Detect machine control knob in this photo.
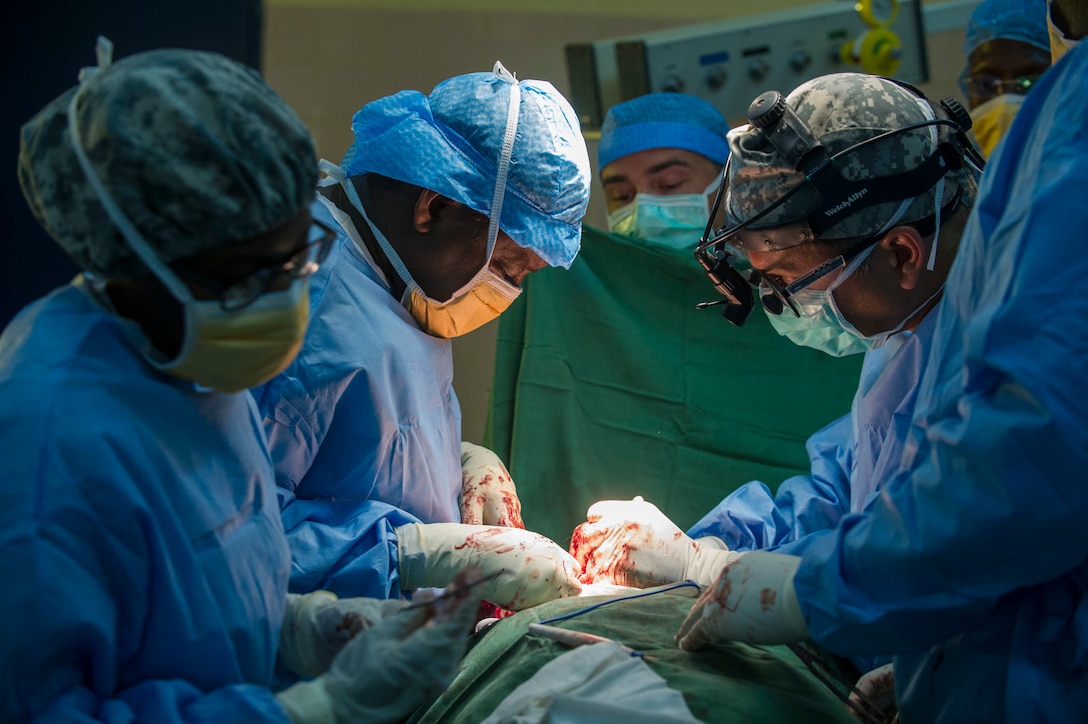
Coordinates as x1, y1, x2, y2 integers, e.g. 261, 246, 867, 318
705, 65, 728, 90
746, 58, 769, 81
661, 74, 686, 92
789, 51, 811, 72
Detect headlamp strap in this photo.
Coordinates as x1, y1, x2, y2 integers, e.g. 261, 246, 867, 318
807, 143, 959, 235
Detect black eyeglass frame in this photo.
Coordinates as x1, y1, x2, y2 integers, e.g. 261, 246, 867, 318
171, 219, 336, 311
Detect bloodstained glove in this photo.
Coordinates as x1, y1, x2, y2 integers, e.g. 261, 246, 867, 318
396, 523, 582, 610
278, 591, 411, 678
276, 567, 481, 724
459, 442, 524, 528
570, 497, 740, 587
675, 551, 809, 651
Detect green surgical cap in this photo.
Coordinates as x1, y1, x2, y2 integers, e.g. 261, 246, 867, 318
19, 46, 317, 279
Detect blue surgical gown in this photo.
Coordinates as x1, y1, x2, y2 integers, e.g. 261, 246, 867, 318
792, 44, 1088, 722
0, 281, 291, 722
688, 313, 935, 559
253, 193, 459, 599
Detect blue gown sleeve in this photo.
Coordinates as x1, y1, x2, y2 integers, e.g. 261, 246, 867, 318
687, 414, 855, 552
279, 486, 420, 599
256, 372, 416, 599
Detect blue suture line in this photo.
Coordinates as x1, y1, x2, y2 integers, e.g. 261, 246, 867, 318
536, 579, 702, 625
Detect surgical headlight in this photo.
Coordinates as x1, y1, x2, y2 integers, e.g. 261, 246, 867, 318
694, 81, 984, 327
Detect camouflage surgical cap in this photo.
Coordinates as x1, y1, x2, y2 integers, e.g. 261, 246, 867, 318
724, 73, 968, 242
19, 46, 317, 279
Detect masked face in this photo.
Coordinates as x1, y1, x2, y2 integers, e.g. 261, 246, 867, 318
335, 171, 522, 338
969, 94, 1026, 158
765, 242, 944, 357
606, 180, 717, 250
162, 279, 310, 391
601, 148, 722, 245
765, 246, 879, 357
66, 80, 313, 392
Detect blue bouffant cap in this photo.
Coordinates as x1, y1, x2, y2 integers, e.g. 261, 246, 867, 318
963, 0, 1050, 57
598, 93, 730, 171
341, 64, 591, 269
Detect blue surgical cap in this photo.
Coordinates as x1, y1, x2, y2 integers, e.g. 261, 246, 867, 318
341, 67, 591, 269
963, 0, 1051, 57
598, 93, 730, 170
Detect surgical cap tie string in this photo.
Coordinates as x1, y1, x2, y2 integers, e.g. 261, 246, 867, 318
67, 36, 197, 307
916, 96, 945, 271
486, 61, 521, 257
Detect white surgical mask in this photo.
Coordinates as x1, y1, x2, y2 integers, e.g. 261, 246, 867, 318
606, 180, 717, 250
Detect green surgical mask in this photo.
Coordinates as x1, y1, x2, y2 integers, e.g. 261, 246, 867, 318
767, 288, 877, 357
767, 243, 943, 357
606, 181, 716, 250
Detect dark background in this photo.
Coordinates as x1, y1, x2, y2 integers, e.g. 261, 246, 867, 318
0, 0, 263, 329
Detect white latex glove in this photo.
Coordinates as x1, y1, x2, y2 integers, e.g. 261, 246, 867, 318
396, 523, 582, 610
848, 663, 899, 723
675, 550, 809, 651
276, 567, 481, 724
278, 590, 410, 678
459, 442, 524, 528
570, 497, 740, 588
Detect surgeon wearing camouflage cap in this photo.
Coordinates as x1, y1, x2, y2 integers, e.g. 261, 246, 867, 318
252, 62, 591, 620
663, 73, 982, 723
2, 40, 485, 724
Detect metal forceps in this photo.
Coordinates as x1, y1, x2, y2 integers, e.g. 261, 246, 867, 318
787, 642, 894, 724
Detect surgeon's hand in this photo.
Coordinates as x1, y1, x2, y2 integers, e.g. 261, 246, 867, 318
570, 497, 740, 588
459, 442, 524, 528
276, 567, 481, 724
675, 550, 809, 651
278, 590, 411, 678
395, 522, 582, 610
848, 664, 899, 723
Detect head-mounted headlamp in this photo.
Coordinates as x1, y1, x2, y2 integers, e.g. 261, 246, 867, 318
694, 80, 983, 327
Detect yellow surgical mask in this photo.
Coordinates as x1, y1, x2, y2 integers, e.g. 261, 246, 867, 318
969, 94, 1025, 159
403, 267, 521, 338
161, 279, 310, 392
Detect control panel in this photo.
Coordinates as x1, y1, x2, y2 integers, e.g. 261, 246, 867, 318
566, 0, 930, 132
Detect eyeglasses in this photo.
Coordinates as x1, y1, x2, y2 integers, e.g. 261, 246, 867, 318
966, 74, 1040, 100
746, 234, 880, 317
173, 219, 336, 311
